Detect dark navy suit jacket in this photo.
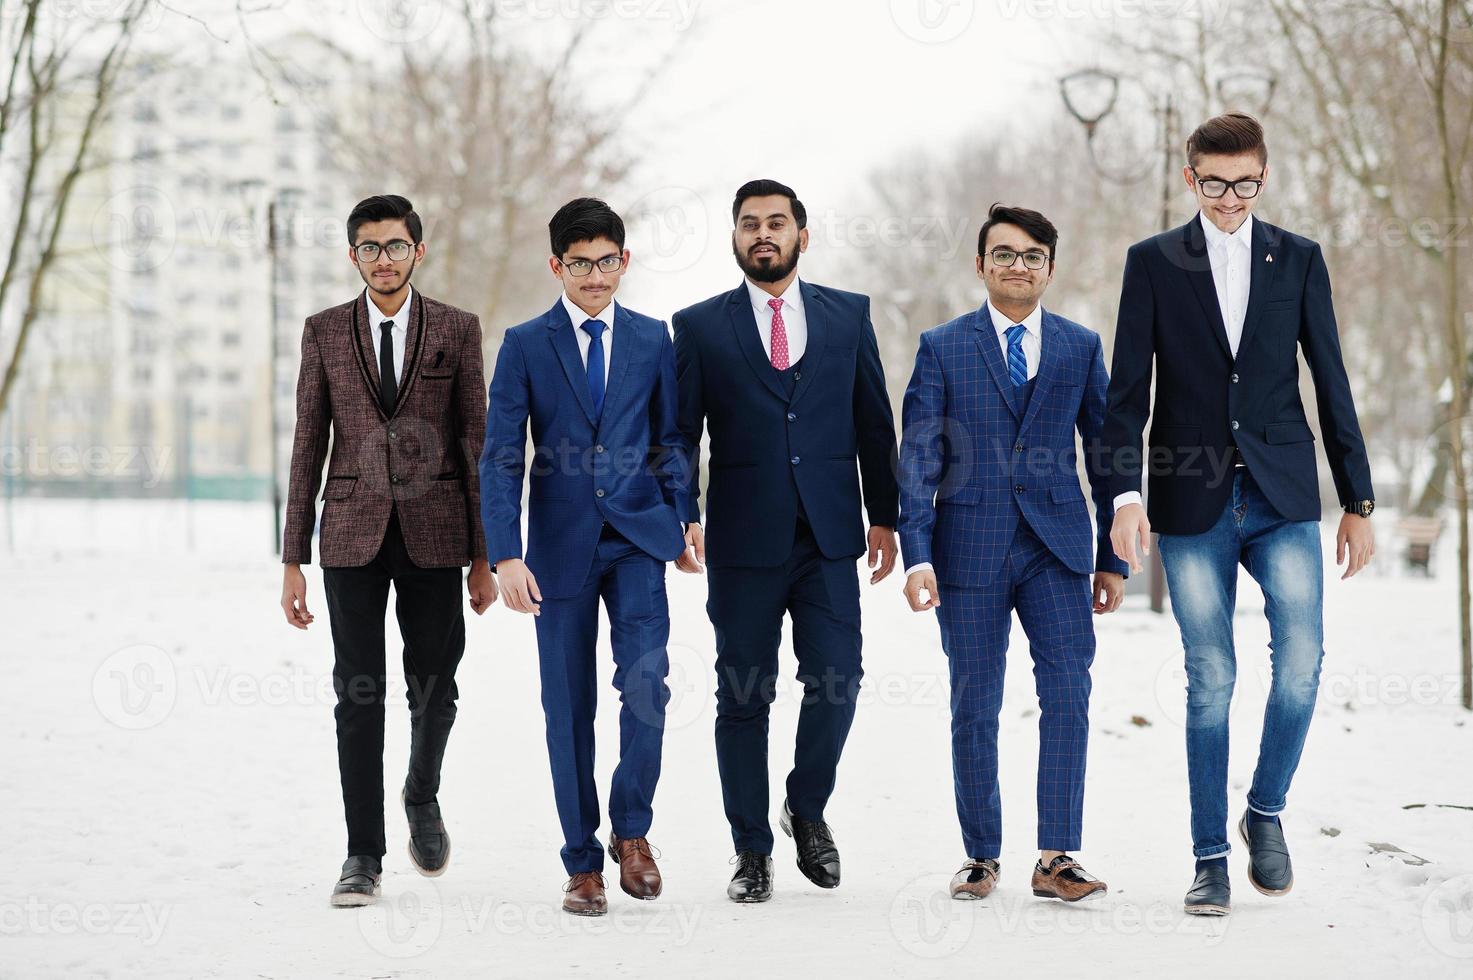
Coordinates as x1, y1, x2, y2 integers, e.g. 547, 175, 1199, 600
1102, 214, 1373, 534
897, 303, 1127, 588
479, 299, 688, 598
673, 280, 899, 568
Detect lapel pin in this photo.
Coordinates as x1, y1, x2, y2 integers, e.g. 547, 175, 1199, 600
432, 350, 445, 368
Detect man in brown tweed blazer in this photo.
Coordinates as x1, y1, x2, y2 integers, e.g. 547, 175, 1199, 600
278, 194, 496, 907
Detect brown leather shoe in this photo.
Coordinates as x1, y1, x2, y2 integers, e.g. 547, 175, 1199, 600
562, 871, 608, 916
1031, 855, 1107, 902
608, 834, 663, 900
950, 858, 1000, 900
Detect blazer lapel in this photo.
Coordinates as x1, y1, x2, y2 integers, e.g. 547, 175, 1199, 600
548, 299, 598, 424
350, 293, 386, 420
1018, 310, 1061, 437
388, 291, 427, 420
789, 280, 828, 408
1178, 216, 1234, 361
974, 303, 1022, 421
728, 284, 788, 402
1236, 217, 1280, 357
598, 303, 636, 424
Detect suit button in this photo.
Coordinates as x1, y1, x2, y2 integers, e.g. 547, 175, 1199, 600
596, 488, 605, 498
787, 413, 797, 422
791, 456, 801, 465
391, 474, 400, 484
793, 371, 802, 380
1230, 373, 1239, 383
1014, 484, 1024, 493
595, 445, 606, 454
1231, 420, 1240, 430
1014, 443, 1024, 453
388, 429, 397, 440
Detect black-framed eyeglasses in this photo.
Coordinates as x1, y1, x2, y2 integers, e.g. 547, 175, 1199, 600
988, 247, 1050, 271
354, 239, 414, 262
560, 254, 625, 277
1191, 169, 1264, 199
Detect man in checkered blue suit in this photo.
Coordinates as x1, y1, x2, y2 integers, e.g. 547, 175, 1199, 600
897, 204, 1127, 903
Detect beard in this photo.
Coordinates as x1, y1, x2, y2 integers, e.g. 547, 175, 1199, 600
733, 238, 799, 283
361, 258, 417, 295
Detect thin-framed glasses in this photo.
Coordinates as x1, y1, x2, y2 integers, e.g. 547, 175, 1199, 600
560, 254, 625, 277
354, 239, 414, 262
1191, 169, 1264, 199
988, 247, 1050, 271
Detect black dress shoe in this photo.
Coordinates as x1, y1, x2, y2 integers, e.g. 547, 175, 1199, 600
1239, 811, 1293, 895
727, 850, 774, 903
1183, 865, 1231, 916
779, 798, 840, 888
403, 786, 450, 877
331, 855, 382, 907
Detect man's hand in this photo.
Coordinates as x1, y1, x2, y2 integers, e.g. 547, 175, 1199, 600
1110, 503, 1152, 574
1336, 512, 1375, 580
467, 558, 497, 615
281, 563, 313, 630
496, 558, 542, 615
867, 526, 897, 584
1092, 571, 1125, 614
676, 523, 705, 574
903, 568, 940, 612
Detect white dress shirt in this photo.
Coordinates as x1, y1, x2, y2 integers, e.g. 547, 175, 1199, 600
745, 277, 808, 364
1112, 212, 1254, 514
904, 302, 1045, 578
366, 285, 412, 385
562, 292, 616, 387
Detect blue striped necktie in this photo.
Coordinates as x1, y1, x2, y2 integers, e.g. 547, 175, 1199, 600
581, 319, 606, 417
1005, 323, 1028, 386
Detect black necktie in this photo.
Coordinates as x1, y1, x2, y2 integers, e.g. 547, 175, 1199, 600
379, 319, 397, 416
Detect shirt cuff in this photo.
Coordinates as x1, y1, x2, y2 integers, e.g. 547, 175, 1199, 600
1112, 491, 1143, 512
904, 562, 934, 577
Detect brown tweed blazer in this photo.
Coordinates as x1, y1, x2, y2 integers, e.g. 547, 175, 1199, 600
283, 290, 487, 568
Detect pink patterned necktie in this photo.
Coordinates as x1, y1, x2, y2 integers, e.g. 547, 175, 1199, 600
768, 297, 790, 371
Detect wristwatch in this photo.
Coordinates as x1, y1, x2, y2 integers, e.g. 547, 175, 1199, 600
1344, 499, 1375, 518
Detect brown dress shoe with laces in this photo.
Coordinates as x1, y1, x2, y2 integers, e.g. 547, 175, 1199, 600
608, 834, 663, 899
1031, 855, 1108, 902
562, 871, 608, 916
950, 858, 1000, 900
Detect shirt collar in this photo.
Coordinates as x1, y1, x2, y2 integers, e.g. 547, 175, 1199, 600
986, 301, 1043, 338
746, 276, 804, 315
1199, 211, 1253, 253
562, 292, 616, 333
365, 285, 413, 332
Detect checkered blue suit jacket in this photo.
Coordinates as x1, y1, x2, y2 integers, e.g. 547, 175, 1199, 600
898, 303, 1128, 588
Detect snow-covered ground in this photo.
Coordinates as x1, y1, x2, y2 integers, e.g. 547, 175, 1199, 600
4, 498, 1472, 979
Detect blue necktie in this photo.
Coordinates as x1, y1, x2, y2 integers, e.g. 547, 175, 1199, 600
582, 318, 606, 417
1005, 323, 1028, 387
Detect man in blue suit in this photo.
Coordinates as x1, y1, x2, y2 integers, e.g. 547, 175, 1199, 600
898, 204, 1126, 904
674, 179, 900, 902
1104, 113, 1375, 916
480, 198, 690, 916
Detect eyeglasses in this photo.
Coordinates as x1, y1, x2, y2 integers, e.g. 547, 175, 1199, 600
560, 254, 625, 277
988, 247, 1050, 271
354, 240, 414, 262
1191, 169, 1264, 199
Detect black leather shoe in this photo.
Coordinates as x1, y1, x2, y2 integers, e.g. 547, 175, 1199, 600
779, 798, 840, 888
1183, 865, 1231, 916
403, 786, 450, 877
331, 855, 382, 907
1239, 811, 1293, 895
727, 850, 774, 903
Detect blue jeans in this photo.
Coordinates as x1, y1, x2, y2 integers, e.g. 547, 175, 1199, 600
1157, 469, 1325, 859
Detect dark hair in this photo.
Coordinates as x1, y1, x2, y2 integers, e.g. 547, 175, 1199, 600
732, 178, 806, 230
977, 203, 1058, 264
548, 197, 625, 258
346, 194, 422, 245
1186, 111, 1267, 168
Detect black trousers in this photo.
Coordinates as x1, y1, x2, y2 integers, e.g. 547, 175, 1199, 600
322, 509, 465, 858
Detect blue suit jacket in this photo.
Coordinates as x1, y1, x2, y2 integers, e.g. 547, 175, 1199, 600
897, 303, 1127, 588
673, 280, 899, 568
1103, 215, 1373, 533
479, 299, 689, 598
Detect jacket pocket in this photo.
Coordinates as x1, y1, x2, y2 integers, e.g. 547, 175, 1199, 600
322, 476, 358, 500
1265, 420, 1316, 444
1049, 483, 1083, 505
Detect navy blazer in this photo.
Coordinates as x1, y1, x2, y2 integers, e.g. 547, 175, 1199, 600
897, 303, 1127, 588
479, 299, 689, 598
1103, 215, 1373, 534
673, 280, 900, 568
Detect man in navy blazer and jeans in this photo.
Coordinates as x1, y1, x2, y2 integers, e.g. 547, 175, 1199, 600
481, 198, 691, 916
1103, 113, 1376, 916
674, 179, 900, 903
